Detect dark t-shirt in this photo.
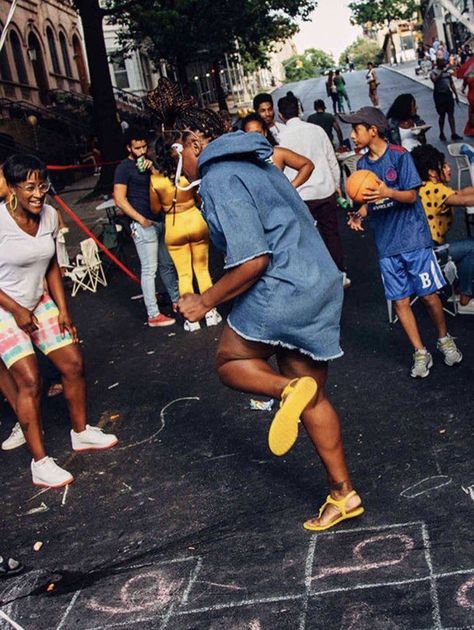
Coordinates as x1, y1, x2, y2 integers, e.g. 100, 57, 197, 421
113, 158, 156, 221
307, 112, 335, 142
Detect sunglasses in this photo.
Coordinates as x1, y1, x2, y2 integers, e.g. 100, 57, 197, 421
15, 181, 51, 195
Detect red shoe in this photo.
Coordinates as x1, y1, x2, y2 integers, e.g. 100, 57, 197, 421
148, 313, 176, 327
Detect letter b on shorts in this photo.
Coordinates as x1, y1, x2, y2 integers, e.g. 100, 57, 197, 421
419, 272, 432, 289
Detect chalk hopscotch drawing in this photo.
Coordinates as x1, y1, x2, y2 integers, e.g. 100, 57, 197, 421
400, 475, 452, 499
0, 570, 43, 630
53, 521, 474, 630
311, 533, 414, 580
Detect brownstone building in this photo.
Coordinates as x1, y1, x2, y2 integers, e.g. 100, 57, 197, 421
0, 0, 91, 164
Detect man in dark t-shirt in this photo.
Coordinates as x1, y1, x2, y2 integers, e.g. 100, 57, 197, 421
113, 129, 178, 327
307, 100, 343, 148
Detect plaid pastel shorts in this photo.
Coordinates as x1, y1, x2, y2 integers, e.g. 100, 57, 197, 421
0, 294, 72, 369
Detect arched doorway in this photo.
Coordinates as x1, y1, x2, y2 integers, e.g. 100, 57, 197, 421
72, 35, 88, 93
27, 32, 49, 105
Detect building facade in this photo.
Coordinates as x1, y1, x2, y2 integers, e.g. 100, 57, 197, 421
0, 0, 88, 107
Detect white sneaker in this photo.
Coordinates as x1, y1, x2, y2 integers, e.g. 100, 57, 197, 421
437, 334, 463, 366
410, 349, 433, 378
71, 425, 118, 451
205, 308, 222, 327
31, 457, 73, 488
183, 320, 201, 332
342, 272, 352, 289
2, 422, 26, 451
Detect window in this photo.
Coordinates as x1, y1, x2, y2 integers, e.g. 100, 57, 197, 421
10, 31, 28, 84
59, 32, 72, 77
0, 46, 12, 82
112, 58, 129, 89
46, 27, 61, 75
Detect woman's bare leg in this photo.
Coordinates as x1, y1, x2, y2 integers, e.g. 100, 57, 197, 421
9, 355, 46, 461
216, 324, 290, 398
276, 349, 361, 526
47, 344, 87, 433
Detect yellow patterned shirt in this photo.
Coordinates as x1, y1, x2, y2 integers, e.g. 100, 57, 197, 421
418, 181, 454, 245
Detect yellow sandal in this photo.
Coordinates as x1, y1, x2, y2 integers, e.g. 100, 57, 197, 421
303, 490, 364, 531
268, 377, 317, 456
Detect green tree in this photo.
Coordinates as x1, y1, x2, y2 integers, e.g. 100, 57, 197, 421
339, 38, 382, 69
105, 0, 318, 109
284, 48, 334, 81
348, 0, 418, 64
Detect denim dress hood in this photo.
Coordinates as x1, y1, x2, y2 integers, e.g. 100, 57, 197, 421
197, 131, 344, 361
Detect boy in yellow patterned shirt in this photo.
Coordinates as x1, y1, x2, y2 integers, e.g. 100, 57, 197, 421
412, 144, 474, 312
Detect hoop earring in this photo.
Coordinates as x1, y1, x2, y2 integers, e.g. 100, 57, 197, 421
9, 193, 18, 214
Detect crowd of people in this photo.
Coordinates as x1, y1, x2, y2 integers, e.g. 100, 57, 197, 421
1, 58, 473, 575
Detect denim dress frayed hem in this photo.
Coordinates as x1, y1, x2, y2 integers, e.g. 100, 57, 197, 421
227, 316, 344, 362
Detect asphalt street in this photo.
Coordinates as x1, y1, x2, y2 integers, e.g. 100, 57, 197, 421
0, 68, 473, 630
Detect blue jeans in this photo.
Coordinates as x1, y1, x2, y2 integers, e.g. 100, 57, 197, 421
448, 238, 474, 296
131, 221, 179, 318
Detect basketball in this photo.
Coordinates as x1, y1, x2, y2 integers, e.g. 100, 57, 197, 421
346, 170, 380, 204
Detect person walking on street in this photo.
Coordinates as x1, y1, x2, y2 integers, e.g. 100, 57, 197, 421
307, 99, 344, 149
366, 63, 380, 107
326, 70, 340, 115
334, 70, 351, 113
430, 58, 462, 141
278, 96, 351, 287
113, 128, 179, 327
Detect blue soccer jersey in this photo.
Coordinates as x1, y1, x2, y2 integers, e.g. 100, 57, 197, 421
357, 144, 432, 258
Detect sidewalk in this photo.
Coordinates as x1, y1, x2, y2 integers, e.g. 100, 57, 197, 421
383, 60, 468, 105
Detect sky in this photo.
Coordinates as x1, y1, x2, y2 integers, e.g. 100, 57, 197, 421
293, 0, 362, 62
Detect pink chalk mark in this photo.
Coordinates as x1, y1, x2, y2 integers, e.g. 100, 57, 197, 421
249, 620, 262, 630
456, 576, 474, 610
87, 571, 183, 615
312, 533, 414, 580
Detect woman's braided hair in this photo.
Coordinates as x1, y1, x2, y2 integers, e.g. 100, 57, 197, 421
146, 77, 225, 140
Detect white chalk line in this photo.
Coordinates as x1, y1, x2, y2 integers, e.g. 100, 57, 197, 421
298, 535, 317, 630
0, 610, 25, 630
56, 589, 81, 630
422, 522, 442, 630
117, 397, 200, 450
308, 519, 425, 537
400, 476, 452, 499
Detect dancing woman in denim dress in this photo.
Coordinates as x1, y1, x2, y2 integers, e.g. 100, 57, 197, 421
149, 79, 363, 530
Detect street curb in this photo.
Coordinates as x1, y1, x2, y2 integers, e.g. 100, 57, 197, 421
383, 64, 468, 106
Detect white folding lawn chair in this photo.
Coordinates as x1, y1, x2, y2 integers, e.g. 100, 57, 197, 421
63, 238, 107, 297
80, 238, 107, 290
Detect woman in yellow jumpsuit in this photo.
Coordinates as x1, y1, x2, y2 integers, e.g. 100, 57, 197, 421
150, 138, 221, 331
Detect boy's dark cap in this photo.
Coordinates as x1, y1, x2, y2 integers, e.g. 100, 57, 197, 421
338, 107, 388, 132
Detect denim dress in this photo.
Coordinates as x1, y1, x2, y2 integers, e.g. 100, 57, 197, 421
198, 132, 344, 361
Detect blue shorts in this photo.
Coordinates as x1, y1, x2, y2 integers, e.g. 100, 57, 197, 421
380, 248, 446, 301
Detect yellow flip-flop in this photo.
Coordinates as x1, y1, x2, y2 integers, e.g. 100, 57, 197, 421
303, 490, 364, 531
268, 376, 317, 456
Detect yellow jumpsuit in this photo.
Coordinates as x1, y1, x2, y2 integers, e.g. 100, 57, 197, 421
150, 173, 213, 297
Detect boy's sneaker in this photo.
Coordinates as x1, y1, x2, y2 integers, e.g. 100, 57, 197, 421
183, 319, 201, 332
71, 425, 118, 451
451, 134, 463, 141
342, 272, 352, 289
148, 313, 175, 327
437, 334, 463, 366
31, 457, 73, 488
205, 308, 222, 327
2, 422, 26, 451
411, 349, 433, 378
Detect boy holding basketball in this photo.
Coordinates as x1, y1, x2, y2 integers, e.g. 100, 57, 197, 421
339, 107, 462, 377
